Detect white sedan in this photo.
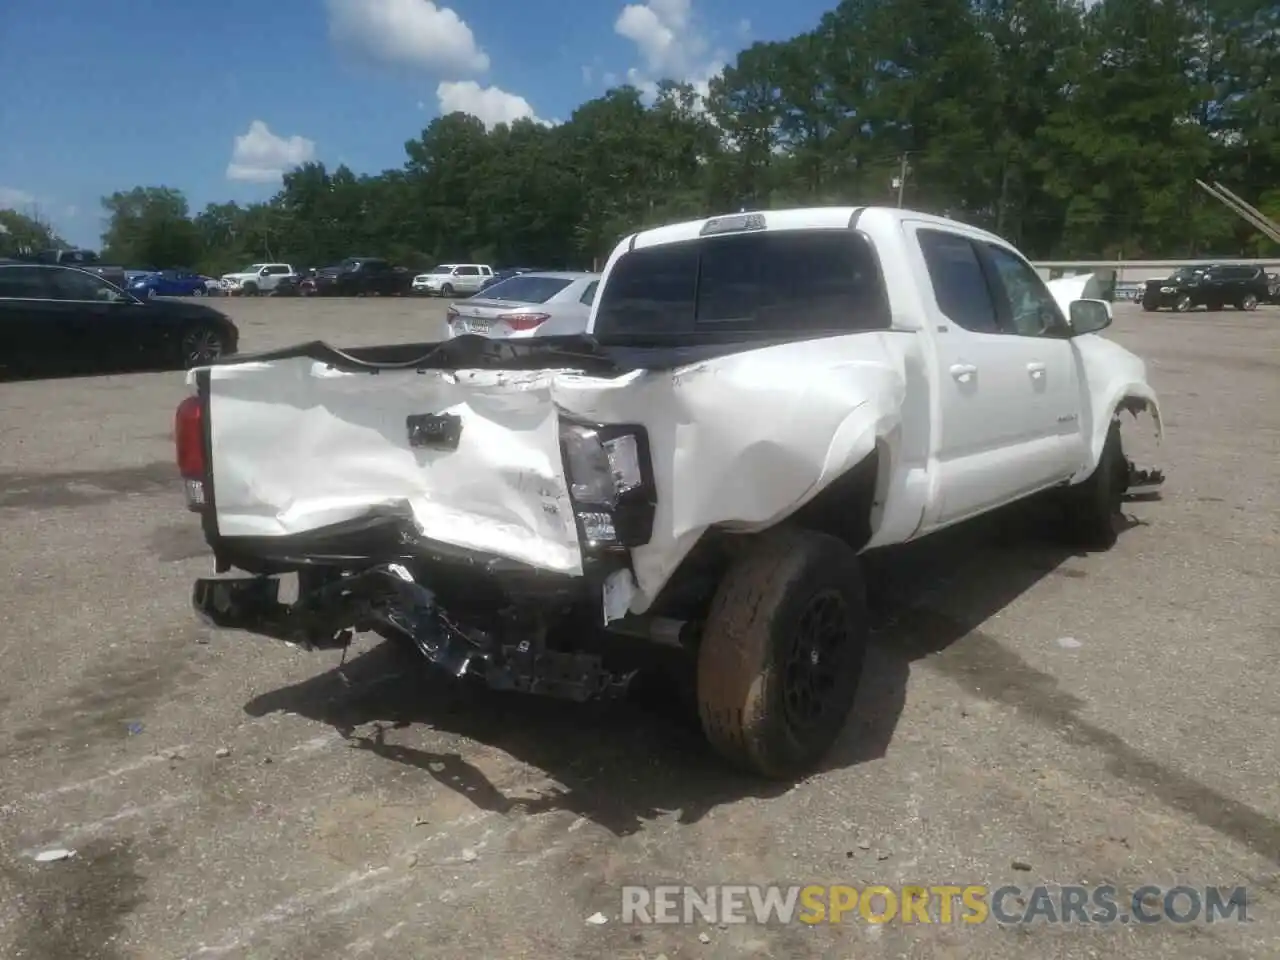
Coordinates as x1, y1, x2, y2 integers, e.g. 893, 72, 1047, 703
443, 271, 600, 339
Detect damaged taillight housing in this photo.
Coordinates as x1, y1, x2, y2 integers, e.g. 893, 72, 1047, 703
174, 394, 207, 510
558, 419, 655, 549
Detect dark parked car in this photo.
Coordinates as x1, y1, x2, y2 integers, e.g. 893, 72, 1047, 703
311, 257, 412, 296
0, 262, 238, 376
1141, 263, 1270, 312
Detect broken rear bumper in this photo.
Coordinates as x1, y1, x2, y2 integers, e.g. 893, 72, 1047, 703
192, 519, 640, 702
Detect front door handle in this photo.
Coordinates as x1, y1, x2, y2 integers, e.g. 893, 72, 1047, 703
1027, 362, 1046, 377
950, 363, 977, 383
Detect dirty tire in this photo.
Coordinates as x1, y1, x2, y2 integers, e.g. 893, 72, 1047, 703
1060, 419, 1125, 550
696, 527, 868, 780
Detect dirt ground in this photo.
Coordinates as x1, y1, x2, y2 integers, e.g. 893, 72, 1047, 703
0, 297, 1276, 959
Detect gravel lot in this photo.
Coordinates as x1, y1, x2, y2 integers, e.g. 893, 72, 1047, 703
0, 297, 1276, 959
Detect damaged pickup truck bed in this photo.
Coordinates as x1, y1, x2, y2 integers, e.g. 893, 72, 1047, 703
175, 206, 1165, 779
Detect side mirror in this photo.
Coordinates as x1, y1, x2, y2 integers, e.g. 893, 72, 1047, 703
1068, 298, 1112, 335
259, 267, 270, 276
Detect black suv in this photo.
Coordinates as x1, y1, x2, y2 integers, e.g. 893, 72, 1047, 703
1141, 263, 1270, 312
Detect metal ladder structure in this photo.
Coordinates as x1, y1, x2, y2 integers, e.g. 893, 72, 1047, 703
1195, 180, 1280, 247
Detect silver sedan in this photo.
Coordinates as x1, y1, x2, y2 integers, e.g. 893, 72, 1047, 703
443, 271, 600, 339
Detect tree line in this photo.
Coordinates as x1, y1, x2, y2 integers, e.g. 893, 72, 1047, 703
6, 0, 1278, 276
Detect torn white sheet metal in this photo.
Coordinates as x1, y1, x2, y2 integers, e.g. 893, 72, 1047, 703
1045, 272, 1105, 314
206, 360, 585, 574
202, 332, 910, 611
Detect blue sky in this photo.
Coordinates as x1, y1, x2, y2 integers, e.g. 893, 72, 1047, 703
0, 0, 830, 248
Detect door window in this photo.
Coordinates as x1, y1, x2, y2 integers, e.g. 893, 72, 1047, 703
916, 229, 1000, 334
48, 268, 122, 302
982, 243, 1068, 337
0, 266, 53, 298
458, 266, 479, 276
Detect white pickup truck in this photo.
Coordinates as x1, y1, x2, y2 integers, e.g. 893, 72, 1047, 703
218, 262, 296, 296
174, 206, 1164, 779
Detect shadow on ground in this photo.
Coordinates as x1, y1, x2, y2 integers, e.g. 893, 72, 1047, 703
242, 496, 1146, 838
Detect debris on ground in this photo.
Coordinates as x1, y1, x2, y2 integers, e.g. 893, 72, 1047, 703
1012, 860, 1032, 871
461, 847, 478, 863
698, 932, 712, 944
33, 848, 76, 862
162, 748, 184, 761
1056, 637, 1083, 649
214, 747, 231, 759
585, 912, 609, 925
126, 721, 145, 735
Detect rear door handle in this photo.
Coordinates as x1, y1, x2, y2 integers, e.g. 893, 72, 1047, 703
949, 363, 977, 382
1027, 362, 1046, 376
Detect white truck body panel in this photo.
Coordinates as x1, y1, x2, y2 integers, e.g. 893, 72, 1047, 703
190, 205, 1162, 617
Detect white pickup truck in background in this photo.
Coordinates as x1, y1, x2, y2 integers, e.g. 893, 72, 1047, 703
218, 262, 296, 296
174, 206, 1164, 779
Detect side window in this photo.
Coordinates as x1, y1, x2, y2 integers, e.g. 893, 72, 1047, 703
267, 265, 288, 275
0, 266, 52, 298
916, 229, 1000, 334
48, 268, 116, 301
580, 280, 599, 305
982, 243, 1067, 337
458, 266, 479, 276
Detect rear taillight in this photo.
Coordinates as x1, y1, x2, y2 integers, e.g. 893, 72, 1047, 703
174, 395, 206, 509
498, 312, 549, 331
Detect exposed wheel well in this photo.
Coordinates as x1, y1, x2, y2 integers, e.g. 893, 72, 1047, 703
643, 446, 885, 623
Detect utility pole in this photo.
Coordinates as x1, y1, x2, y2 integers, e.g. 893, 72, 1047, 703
893, 153, 910, 207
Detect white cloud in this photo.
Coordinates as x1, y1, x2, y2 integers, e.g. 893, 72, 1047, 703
226, 120, 317, 183
436, 80, 549, 130
614, 0, 724, 108
327, 0, 489, 75
0, 186, 36, 209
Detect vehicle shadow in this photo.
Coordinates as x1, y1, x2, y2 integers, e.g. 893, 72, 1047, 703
242, 497, 1141, 837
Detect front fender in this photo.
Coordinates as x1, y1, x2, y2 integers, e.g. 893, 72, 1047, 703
1072, 335, 1164, 484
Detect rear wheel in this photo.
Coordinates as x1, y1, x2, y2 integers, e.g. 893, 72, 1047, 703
1240, 293, 1258, 311
696, 527, 868, 780
178, 323, 230, 369
441, 283, 455, 297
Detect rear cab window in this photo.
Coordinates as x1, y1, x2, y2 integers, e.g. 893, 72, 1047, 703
592, 227, 891, 343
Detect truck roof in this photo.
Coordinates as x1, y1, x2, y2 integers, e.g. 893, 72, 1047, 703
623, 205, 1009, 252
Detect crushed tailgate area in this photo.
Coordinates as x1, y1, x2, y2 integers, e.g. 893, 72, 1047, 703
1, 297, 1277, 959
